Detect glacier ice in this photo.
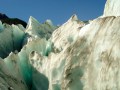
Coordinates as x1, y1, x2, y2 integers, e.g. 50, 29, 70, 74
0, 57, 28, 90
1, 38, 51, 90
11, 38, 52, 89
0, 21, 4, 31
103, 0, 120, 17
51, 14, 85, 51
0, 23, 25, 58
26, 16, 57, 40
0, 0, 120, 90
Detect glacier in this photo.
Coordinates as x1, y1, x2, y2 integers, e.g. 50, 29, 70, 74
0, 0, 120, 90
0, 22, 25, 58
103, 0, 120, 17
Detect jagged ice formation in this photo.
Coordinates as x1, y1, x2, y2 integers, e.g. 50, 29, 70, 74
0, 0, 120, 90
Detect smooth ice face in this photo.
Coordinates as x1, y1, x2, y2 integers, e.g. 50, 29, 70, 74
103, 0, 120, 16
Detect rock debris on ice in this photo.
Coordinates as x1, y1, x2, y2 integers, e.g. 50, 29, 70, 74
0, 0, 120, 90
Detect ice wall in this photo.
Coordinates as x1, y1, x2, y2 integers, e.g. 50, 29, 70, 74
51, 15, 84, 51
0, 23, 25, 58
26, 16, 57, 40
103, 0, 120, 17
1, 0, 120, 90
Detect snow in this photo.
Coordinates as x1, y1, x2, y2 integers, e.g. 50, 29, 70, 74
45, 19, 53, 26
103, 0, 120, 17
0, 0, 120, 90
51, 15, 85, 51
26, 16, 57, 40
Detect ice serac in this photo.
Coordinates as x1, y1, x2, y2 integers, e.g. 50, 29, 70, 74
29, 16, 120, 90
6, 37, 52, 90
0, 58, 28, 90
103, 0, 120, 16
0, 37, 51, 90
1, 0, 120, 90
51, 14, 85, 51
62, 16, 120, 90
26, 16, 57, 39
0, 23, 25, 58
29, 49, 67, 90
0, 16, 54, 90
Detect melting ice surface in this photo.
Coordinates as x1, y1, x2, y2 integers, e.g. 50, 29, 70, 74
1, 0, 120, 90
0, 16, 56, 90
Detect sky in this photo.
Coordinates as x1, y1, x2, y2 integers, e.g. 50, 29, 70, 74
0, 0, 106, 25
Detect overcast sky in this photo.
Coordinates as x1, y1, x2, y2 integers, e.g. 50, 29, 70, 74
0, 0, 106, 25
